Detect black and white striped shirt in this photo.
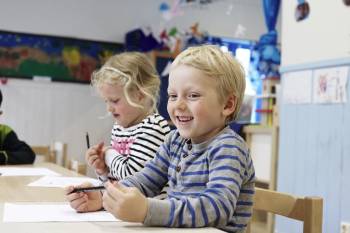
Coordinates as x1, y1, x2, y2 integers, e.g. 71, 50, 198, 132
105, 114, 171, 180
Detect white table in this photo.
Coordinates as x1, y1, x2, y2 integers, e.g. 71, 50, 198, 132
0, 163, 222, 233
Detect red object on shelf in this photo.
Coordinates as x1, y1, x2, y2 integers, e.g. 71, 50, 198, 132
255, 109, 273, 113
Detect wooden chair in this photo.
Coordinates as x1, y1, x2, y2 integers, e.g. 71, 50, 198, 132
51, 142, 68, 167
67, 158, 87, 175
246, 187, 323, 233
31, 145, 56, 163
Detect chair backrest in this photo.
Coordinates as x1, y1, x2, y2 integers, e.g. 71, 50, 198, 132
246, 187, 323, 233
31, 145, 55, 163
51, 142, 68, 167
68, 159, 87, 175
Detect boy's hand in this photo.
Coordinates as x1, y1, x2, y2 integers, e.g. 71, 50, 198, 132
85, 142, 107, 175
102, 181, 148, 223
64, 182, 103, 212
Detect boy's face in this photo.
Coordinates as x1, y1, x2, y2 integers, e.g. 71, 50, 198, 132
167, 65, 234, 144
99, 83, 145, 128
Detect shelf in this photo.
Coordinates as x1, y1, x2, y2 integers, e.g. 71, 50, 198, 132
255, 109, 273, 113
243, 125, 273, 134
244, 124, 279, 233
255, 94, 277, 99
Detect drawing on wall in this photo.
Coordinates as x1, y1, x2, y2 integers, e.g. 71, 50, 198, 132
282, 70, 312, 104
313, 66, 348, 104
0, 30, 124, 83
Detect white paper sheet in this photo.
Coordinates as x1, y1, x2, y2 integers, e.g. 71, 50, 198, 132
282, 70, 313, 104
28, 176, 100, 187
0, 167, 60, 176
313, 66, 348, 103
3, 203, 119, 222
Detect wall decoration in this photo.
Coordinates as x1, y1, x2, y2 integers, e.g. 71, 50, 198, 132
0, 30, 124, 83
295, 0, 310, 22
282, 70, 312, 104
313, 66, 348, 104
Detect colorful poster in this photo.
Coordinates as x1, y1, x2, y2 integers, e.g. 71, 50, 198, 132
0, 30, 124, 83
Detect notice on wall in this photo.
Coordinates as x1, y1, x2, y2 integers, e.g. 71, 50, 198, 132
282, 70, 313, 104
313, 66, 348, 104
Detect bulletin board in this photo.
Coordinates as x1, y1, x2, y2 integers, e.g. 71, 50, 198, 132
0, 30, 124, 83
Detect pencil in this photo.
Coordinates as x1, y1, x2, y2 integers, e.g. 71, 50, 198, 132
86, 132, 90, 149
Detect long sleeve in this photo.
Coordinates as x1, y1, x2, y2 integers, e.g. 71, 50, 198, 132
122, 128, 255, 232
105, 114, 170, 180
0, 125, 35, 165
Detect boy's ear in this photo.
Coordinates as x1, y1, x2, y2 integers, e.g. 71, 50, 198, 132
222, 95, 236, 117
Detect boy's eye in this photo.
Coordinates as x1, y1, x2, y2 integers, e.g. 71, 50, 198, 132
167, 94, 177, 101
188, 93, 200, 99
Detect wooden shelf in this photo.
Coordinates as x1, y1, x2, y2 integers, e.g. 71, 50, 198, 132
244, 124, 279, 233
243, 125, 272, 134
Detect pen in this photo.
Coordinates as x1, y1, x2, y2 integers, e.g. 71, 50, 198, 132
69, 185, 105, 194
68, 177, 118, 194
86, 132, 90, 149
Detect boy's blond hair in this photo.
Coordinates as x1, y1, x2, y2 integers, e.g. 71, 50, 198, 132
91, 52, 160, 113
171, 45, 246, 122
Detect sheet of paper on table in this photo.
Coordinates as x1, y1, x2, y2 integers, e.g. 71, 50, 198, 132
0, 167, 60, 176
3, 203, 119, 222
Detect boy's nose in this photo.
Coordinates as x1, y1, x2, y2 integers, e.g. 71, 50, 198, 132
174, 99, 186, 110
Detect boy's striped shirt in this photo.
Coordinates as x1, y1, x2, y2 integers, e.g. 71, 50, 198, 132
122, 126, 255, 232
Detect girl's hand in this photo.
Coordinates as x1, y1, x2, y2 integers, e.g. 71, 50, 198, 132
102, 181, 148, 222
64, 182, 103, 212
85, 142, 108, 175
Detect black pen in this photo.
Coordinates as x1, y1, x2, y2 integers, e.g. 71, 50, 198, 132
69, 185, 105, 194
86, 132, 90, 149
69, 177, 118, 194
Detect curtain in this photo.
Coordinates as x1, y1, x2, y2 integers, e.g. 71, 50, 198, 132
263, 0, 281, 32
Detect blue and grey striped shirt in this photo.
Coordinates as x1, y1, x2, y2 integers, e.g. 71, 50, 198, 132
122, 126, 255, 232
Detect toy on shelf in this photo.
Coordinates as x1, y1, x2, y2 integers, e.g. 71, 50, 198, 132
255, 77, 279, 126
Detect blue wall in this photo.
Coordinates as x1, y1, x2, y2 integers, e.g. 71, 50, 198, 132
276, 59, 350, 233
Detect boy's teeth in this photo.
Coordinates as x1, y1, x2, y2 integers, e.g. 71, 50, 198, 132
178, 116, 193, 122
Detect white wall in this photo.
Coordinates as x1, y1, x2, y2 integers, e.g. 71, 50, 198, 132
0, 0, 266, 43
281, 0, 350, 66
1, 79, 113, 162
0, 0, 270, 174
278, 1, 350, 232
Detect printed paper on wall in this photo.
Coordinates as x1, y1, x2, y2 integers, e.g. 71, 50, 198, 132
313, 66, 348, 104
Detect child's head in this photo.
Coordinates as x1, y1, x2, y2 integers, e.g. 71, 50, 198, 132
91, 52, 160, 127
168, 45, 245, 143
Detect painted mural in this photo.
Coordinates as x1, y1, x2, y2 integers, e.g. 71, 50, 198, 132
0, 30, 124, 83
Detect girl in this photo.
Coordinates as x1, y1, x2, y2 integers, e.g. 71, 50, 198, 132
86, 52, 171, 184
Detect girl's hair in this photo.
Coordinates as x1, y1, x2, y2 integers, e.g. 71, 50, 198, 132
91, 52, 160, 113
171, 45, 246, 122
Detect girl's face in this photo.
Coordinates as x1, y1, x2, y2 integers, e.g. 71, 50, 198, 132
167, 65, 235, 144
99, 83, 147, 128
